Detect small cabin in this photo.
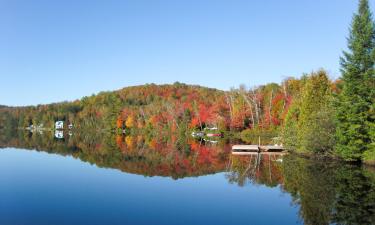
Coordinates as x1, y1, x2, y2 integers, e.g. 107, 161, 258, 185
55, 121, 64, 130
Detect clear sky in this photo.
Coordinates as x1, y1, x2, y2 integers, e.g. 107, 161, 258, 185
1, 0, 373, 106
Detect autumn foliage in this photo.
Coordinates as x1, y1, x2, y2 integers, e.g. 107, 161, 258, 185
0, 80, 309, 135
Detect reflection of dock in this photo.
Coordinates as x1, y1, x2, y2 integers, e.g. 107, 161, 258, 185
226, 151, 285, 187
232, 145, 285, 153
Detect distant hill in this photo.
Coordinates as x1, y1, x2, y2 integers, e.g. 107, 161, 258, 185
0, 81, 298, 133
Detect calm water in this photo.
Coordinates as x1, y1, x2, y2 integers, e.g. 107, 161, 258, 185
0, 130, 374, 225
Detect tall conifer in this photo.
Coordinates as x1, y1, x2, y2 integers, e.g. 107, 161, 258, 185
336, 0, 375, 161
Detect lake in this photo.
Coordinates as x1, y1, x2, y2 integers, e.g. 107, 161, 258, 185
0, 130, 374, 225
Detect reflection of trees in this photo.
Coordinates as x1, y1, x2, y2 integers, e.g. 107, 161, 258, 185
282, 155, 336, 225
115, 134, 231, 179
226, 154, 375, 225
226, 153, 284, 187
1, 130, 375, 225
0, 130, 231, 179
332, 166, 375, 225
282, 155, 375, 225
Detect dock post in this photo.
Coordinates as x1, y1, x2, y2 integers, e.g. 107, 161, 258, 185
258, 136, 261, 146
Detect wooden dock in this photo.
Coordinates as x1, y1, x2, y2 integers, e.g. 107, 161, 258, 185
232, 145, 284, 153
259, 145, 284, 152
231, 151, 286, 156
231, 145, 259, 152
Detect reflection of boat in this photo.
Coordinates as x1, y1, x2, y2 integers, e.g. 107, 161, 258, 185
206, 133, 222, 137
275, 158, 283, 163
202, 138, 218, 144
191, 131, 204, 138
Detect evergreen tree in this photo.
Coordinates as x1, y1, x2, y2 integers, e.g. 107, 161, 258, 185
336, 0, 375, 161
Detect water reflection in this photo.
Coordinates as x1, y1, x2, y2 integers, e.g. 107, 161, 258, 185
282, 156, 375, 225
0, 129, 374, 225
227, 153, 284, 187
0, 129, 232, 179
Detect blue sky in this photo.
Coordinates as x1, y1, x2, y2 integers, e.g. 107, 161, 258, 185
1, 0, 372, 106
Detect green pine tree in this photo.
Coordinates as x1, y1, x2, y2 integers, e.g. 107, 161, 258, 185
335, 0, 375, 162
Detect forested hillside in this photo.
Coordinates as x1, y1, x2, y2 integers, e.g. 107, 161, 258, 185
0, 80, 306, 134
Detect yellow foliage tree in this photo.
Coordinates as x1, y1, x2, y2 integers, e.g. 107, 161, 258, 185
125, 115, 135, 128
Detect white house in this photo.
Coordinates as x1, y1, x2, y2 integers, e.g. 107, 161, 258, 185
55, 121, 64, 130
